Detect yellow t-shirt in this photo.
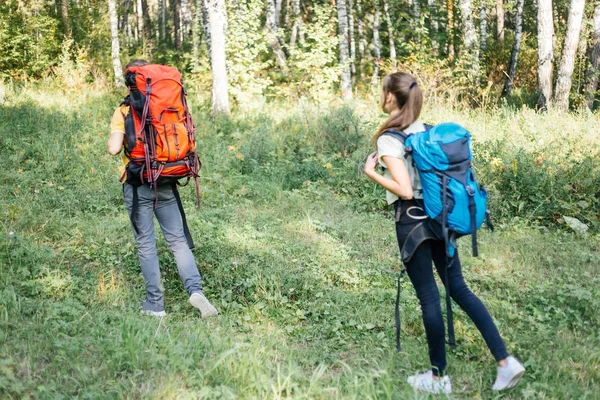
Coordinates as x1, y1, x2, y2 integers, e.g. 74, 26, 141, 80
110, 105, 130, 168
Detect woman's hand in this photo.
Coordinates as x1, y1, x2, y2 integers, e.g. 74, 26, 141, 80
364, 152, 379, 175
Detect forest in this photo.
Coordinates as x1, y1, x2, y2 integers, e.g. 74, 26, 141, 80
1, 0, 600, 398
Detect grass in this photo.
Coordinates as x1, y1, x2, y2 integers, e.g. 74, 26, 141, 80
0, 84, 599, 399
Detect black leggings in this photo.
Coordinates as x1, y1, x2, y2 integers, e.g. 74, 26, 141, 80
395, 200, 509, 376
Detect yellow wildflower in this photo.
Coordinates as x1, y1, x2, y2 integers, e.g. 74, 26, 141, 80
228, 145, 237, 151
323, 163, 332, 169
235, 153, 244, 160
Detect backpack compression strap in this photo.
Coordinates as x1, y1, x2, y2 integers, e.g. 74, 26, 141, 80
171, 183, 195, 249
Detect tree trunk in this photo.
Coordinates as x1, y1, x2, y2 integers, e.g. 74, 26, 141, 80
108, 0, 124, 87
429, 0, 439, 54
348, 0, 356, 75
266, 0, 287, 68
275, 0, 282, 29
161, 0, 166, 42
206, 0, 230, 115
480, 3, 487, 52
290, 0, 303, 49
356, 0, 366, 62
537, 0, 554, 110
124, 0, 133, 47
447, 0, 455, 58
459, 0, 479, 75
201, 0, 211, 65
496, 0, 504, 42
136, 0, 143, 43
413, 0, 420, 28
584, 4, 600, 110
337, 0, 353, 99
503, 0, 524, 96
193, 0, 201, 70
181, 0, 192, 40
60, 0, 71, 36
174, 0, 183, 50
141, 0, 152, 43
372, 7, 381, 86
554, 0, 586, 112
383, 0, 397, 68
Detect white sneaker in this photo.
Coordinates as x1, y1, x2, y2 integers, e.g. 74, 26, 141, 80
407, 370, 452, 394
189, 292, 219, 318
492, 356, 525, 390
141, 309, 167, 317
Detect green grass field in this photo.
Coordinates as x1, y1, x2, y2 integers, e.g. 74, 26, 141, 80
1, 86, 599, 399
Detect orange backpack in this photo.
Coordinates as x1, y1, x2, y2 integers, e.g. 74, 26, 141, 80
122, 64, 200, 247
123, 64, 200, 194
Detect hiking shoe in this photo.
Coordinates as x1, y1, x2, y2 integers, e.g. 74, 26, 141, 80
492, 356, 525, 390
189, 292, 218, 318
141, 309, 167, 317
407, 370, 452, 394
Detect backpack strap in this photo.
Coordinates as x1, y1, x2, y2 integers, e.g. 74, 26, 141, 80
441, 174, 457, 349
381, 129, 409, 144
171, 182, 195, 249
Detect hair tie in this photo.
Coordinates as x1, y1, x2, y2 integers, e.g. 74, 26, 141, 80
409, 81, 418, 90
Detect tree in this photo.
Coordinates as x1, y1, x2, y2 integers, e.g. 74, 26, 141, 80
181, 0, 192, 40
537, 0, 554, 110
108, 0, 124, 87
60, 0, 71, 36
356, 0, 367, 65
337, 0, 352, 99
372, 6, 381, 86
348, 0, 357, 75
496, 0, 504, 42
503, 0, 524, 97
447, 0, 455, 57
174, 0, 183, 51
459, 0, 479, 75
554, 0, 586, 112
429, 0, 440, 54
266, 0, 287, 68
584, 4, 600, 110
383, 0, 397, 68
205, 0, 230, 115
480, 3, 487, 53
290, 0, 304, 48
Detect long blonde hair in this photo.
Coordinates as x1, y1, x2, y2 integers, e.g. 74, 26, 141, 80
371, 72, 423, 146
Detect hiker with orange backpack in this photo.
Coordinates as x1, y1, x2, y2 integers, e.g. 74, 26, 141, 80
364, 72, 524, 393
107, 59, 218, 318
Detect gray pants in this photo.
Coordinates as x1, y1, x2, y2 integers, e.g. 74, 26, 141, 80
123, 183, 202, 312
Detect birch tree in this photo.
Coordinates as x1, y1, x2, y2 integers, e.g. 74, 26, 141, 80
584, 4, 600, 110
266, 0, 287, 68
429, 0, 439, 53
348, 0, 357, 75
290, 0, 304, 48
480, 3, 487, 52
383, 0, 397, 68
174, 0, 183, 50
181, 0, 192, 39
447, 0, 455, 57
337, 0, 353, 99
554, 0, 586, 112
503, 0, 524, 96
372, 7, 381, 86
61, 0, 71, 36
537, 0, 554, 110
356, 0, 366, 62
205, 0, 230, 115
459, 0, 479, 74
108, 0, 124, 87
496, 0, 504, 41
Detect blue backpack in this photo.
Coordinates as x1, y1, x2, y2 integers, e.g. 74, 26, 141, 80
383, 122, 492, 351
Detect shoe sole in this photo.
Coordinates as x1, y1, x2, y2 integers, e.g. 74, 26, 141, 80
141, 310, 167, 317
506, 369, 525, 389
189, 294, 218, 318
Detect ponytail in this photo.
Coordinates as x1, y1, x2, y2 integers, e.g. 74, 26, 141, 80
371, 72, 423, 146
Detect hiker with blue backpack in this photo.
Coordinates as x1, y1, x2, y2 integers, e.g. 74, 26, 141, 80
363, 72, 525, 394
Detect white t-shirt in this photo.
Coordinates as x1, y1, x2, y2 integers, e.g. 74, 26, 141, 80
376, 121, 426, 205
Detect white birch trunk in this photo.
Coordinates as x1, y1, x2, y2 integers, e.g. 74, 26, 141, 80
372, 8, 381, 86
356, 0, 366, 61
480, 3, 487, 52
459, 0, 479, 76
181, 0, 192, 39
503, 0, 524, 96
161, 0, 166, 41
348, 0, 356, 75
337, 0, 352, 99
201, 0, 212, 65
554, 0, 586, 112
266, 0, 287, 68
290, 0, 303, 48
383, 0, 397, 67
108, 0, 124, 87
584, 4, 600, 109
206, 0, 230, 115
428, 0, 439, 53
537, 0, 554, 110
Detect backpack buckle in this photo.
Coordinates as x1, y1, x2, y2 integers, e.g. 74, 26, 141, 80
466, 186, 475, 196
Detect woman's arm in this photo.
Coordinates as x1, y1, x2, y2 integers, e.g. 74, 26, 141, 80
364, 152, 414, 200
107, 131, 124, 155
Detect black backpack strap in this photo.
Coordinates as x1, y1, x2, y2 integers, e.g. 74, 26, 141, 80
423, 123, 434, 131
171, 183, 195, 249
129, 185, 140, 235
381, 129, 409, 144
441, 175, 457, 349
395, 267, 406, 352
